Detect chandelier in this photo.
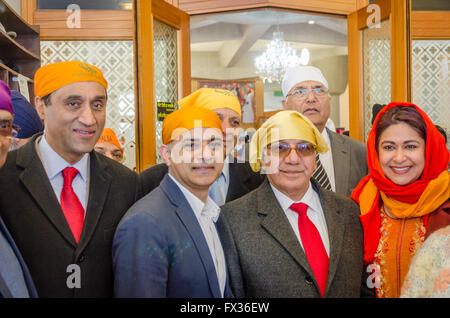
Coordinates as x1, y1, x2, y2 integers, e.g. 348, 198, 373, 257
254, 31, 309, 83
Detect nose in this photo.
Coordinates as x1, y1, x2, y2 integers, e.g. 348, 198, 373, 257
284, 146, 301, 163
392, 149, 407, 163
78, 104, 97, 126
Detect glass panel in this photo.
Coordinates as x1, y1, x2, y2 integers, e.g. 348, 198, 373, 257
412, 39, 450, 150
412, 0, 450, 11
153, 18, 178, 163
37, 0, 132, 10
362, 19, 391, 141
40, 41, 136, 170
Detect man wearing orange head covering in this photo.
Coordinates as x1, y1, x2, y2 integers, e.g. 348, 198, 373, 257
0, 61, 140, 298
95, 128, 123, 163
139, 88, 263, 206
114, 106, 231, 298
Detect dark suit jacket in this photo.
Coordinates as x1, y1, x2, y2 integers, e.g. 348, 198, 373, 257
0, 134, 141, 297
0, 216, 38, 298
217, 178, 373, 298
113, 174, 229, 298
139, 161, 263, 203
327, 129, 368, 197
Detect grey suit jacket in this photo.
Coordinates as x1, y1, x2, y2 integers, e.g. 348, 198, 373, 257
327, 129, 368, 197
217, 178, 373, 298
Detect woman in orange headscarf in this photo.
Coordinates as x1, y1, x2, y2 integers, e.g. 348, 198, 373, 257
351, 102, 449, 298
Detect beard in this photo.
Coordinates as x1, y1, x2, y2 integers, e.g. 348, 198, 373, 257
8, 138, 22, 152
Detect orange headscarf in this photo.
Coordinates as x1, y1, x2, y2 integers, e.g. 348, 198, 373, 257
34, 61, 107, 97
96, 128, 122, 154
162, 105, 222, 145
178, 88, 242, 117
351, 102, 450, 264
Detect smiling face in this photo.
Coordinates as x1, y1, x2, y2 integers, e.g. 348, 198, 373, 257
212, 107, 241, 156
262, 139, 316, 201
160, 127, 224, 200
282, 80, 331, 132
377, 122, 426, 186
36, 81, 107, 164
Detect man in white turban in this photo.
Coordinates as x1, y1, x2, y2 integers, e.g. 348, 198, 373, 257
281, 66, 367, 196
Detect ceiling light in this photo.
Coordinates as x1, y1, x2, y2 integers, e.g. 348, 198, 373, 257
308, 20, 315, 25
254, 31, 302, 83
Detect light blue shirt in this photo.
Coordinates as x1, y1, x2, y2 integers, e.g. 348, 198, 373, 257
38, 134, 89, 211
208, 157, 230, 206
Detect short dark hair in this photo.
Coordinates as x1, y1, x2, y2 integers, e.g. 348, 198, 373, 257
40, 93, 52, 106
435, 125, 448, 143
375, 106, 427, 150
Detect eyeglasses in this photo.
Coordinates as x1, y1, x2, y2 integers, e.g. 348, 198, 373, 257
0, 119, 20, 137
268, 142, 316, 158
286, 87, 328, 99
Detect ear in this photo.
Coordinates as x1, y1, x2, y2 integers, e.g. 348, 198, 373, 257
34, 97, 47, 121
281, 99, 288, 109
159, 144, 171, 167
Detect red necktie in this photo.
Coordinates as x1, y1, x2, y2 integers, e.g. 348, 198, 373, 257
60, 167, 85, 243
290, 202, 329, 297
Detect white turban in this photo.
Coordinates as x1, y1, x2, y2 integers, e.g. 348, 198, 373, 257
281, 66, 328, 98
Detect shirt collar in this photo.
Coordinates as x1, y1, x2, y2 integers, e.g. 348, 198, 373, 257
322, 128, 331, 148
38, 133, 89, 181
168, 173, 221, 222
270, 181, 321, 214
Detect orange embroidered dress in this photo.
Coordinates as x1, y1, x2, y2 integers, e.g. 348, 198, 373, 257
351, 102, 450, 298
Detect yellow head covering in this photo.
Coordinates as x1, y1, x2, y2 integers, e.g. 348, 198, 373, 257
162, 105, 223, 145
249, 110, 329, 172
96, 128, 123, 154
178, 87, 241, 117
34, 61, 108, 98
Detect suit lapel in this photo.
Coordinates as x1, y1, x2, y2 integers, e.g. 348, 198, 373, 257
160, 175, 222, 298
328, 130, 350, 195
76, 152, 112, 255
315, 182, 346, 296
17, 137, 78, 248
226, 162, 248, 202
257, 180, 316, 279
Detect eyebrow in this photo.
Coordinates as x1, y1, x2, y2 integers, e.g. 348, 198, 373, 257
63, 95, 107, 102
380, 140, 420, 144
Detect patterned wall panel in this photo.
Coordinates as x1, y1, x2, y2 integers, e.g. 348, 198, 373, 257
412, 40, 449, 149
362, 19, 391, 141
153, 19, 179, 163
40, 41, 136, 170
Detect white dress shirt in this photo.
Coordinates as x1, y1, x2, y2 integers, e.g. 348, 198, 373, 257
38, 134, 89, 211
319, 129, 336, 192
270, 182, 330, 256
168, 174, 227, 297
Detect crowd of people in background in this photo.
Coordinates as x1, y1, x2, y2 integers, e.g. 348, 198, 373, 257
0, 61, 448, 299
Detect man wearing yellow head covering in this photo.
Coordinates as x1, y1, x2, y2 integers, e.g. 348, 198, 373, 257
217, 110, 372, 298
0, 61, 141, 297
139, 87, 263, 206
95, 128, 124, 163
114, 106, 231, 298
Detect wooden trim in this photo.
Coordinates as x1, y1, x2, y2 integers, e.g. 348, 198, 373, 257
390, 0, 411, 102
411, 11, 450, 39
20, 0, 36, 25
179, 0, 356, 15
347, 11, 364, 142
34, 10, 133, 40
357, 0, 391, 30
135, 0, 191, 172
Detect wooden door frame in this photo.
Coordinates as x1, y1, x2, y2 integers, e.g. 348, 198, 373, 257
347, 0, 411, 142
135, 0, 191, 171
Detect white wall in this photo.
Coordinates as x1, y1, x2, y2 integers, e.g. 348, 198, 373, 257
5, 0, 21, 15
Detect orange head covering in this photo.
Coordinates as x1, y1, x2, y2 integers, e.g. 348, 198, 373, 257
162, 105, 222, 145
177, 87, 242, 117
96, 128, 122, 154
34, 61, 107, 98
351, 102, 450, 264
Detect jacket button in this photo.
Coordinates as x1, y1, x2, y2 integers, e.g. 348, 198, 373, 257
78, 255, 86, 263
305, 276, 314, 285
